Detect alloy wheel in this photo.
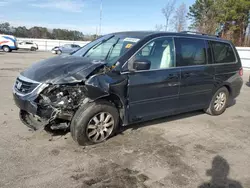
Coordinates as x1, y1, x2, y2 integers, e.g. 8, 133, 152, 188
214, 92, 227, 112
86, 112, 114, 142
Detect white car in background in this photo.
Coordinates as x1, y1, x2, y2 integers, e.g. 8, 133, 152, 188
18, 41, 38, 51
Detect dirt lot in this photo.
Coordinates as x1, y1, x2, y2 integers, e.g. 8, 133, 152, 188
0, 51, 250, 188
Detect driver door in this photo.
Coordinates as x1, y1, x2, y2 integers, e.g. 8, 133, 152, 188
126, 37, 181, 123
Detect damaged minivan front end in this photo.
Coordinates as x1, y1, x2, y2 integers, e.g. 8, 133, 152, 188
13, 33, 143, 145
13, 55, 119, 130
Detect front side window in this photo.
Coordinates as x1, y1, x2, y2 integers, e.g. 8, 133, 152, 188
134, 37, 175, 70
175, 38, 207, 67
211, 41, 236, 63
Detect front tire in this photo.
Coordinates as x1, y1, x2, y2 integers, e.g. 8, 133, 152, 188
205, 87, 229, 116
70, 101, 119, 146
3, 46, 10, 52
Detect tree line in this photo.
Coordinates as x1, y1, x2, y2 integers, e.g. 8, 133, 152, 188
0, 22, 98, 41
157, 0, 250, 46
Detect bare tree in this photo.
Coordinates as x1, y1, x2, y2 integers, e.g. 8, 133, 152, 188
155, 24, 164, 31
172, 3, 187, 32
162, 0, 176, 31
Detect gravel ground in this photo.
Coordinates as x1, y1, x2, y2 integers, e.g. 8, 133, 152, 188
0, 51, 250, 188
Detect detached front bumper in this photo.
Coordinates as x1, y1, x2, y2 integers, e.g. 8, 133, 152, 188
13, 91, 38, 114
12, 76, 49, 116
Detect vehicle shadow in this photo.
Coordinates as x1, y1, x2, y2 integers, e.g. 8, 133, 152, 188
119, 99, 237, 133
120, 110, 204, 133
11, 51, 35, 53
44, 124, 69, 136
228, 98, 236, 107
246, 82, 250, 87
198, 156, 243, 188
46, 99, 237, 136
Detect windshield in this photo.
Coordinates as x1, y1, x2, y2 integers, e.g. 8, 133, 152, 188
72, 35, 141, 66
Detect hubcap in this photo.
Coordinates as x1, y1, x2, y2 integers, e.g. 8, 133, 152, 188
86, 112, 114, 142
3, 47, 9, 52
214, 92, 226, 111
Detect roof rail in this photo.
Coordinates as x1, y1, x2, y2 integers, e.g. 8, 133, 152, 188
180, 31, 219, 38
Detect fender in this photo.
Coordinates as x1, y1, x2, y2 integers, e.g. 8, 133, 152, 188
84, 72, 128, 106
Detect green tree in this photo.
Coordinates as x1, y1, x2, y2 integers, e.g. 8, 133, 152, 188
0, 22, 12, 34
188, 0, 218, 34
0, 22, 89, 41
29, 27, 51, 38
188, 0, 250, 46
215, 0, 250, 46
13, 26, 29, 38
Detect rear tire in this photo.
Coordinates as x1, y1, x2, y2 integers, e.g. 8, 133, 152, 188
2, 46, 10, 52
205, 87, 229, 116
70, 101, 119, 146
31, 47, 36, 51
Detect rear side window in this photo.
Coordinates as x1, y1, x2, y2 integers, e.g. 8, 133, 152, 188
211, 41, 236, 63
175, 38, 207, 67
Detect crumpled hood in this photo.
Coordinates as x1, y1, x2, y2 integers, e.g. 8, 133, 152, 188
21, 55, 106, 84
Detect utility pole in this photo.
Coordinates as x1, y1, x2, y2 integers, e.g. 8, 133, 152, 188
99, 0, 103, 36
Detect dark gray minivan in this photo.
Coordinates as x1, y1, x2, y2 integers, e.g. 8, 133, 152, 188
13, 31, 243, 145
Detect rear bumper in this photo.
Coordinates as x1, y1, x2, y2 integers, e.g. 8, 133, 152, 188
231, 77, 243, 99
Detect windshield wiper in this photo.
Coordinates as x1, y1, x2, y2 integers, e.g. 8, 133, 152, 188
85, 35, 115, 57
104, 38, 120, 61
92, 35, 114, 50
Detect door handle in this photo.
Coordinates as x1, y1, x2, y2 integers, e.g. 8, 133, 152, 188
168, 74, 179, 80
183, 73, 191, 78
168, 83, 180, 86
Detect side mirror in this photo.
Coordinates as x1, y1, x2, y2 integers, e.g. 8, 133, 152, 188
133, 59, 151, 71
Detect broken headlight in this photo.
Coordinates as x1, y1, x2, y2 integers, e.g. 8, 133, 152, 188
38, 84, 85, 110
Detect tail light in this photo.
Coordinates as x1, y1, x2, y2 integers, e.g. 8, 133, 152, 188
239, 68, 243, 76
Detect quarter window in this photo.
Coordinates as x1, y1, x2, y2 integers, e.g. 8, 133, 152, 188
211, 41, 236, 63
175, 38, 207, 67
134, 37, 175, 70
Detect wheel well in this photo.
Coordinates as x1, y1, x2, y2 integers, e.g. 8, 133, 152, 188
98, 94, 124, 120
223, 85, 232, 97
100, 94, 123, 108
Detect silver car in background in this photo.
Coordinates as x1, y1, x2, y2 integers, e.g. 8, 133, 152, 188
51, 44, 81, 54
